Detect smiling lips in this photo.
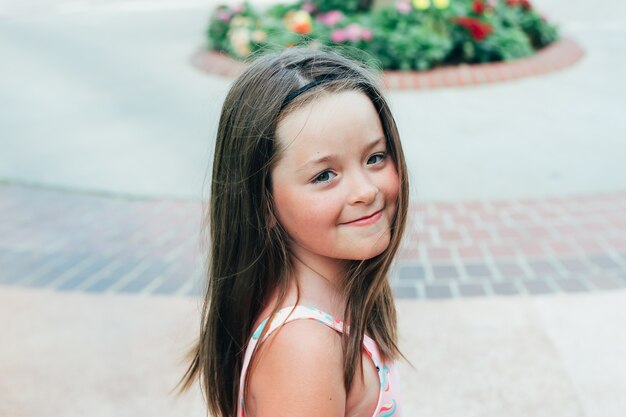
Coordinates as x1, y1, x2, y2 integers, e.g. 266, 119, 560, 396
343, 209, 383, 226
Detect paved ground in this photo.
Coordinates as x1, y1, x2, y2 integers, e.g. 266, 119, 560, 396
2, 286, 626, 417
1, 184, 625, 299
1, 0, 626, 200
1, 0, 626, 416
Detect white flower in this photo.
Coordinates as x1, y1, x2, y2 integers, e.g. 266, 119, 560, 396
229, 27, 251, 57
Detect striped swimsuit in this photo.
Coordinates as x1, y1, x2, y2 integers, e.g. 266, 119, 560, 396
237, 305, 402, 417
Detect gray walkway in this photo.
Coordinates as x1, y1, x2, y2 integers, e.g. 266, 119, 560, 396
1, 0, 625, 200
2, 285, 625, 417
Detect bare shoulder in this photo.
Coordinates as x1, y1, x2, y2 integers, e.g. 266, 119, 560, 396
247, 319, 346, 417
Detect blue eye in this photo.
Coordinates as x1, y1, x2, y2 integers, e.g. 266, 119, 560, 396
367, 153, 386, 165
312, 170, 336, 184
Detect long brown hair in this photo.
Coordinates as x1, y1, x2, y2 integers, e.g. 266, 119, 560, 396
178, 48, 409, 417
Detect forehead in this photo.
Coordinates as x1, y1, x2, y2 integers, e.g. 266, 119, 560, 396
275, 90, 384, 166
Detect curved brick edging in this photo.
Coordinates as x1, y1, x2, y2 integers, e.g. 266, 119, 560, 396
191, 38, 584, 90
192, 49, 248, 78
382, 38, 584, 89
0, 184, 624, 300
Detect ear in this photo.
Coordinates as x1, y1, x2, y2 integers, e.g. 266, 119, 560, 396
264, 193, 278, 229
267, 211, 277, 229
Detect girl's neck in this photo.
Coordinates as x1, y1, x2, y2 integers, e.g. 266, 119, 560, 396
289, 247, 348, 312
291, 245, 347, 285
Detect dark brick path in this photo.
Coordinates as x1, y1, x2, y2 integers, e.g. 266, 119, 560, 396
1, 184, 625, 299
0, 184, 204, 296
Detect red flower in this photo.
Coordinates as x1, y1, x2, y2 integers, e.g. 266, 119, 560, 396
472, 0, 485, 14
455, 16, 493, 41
506, 0, 532, 10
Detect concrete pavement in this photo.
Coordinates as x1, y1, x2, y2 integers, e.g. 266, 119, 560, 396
2, 285, 625, 417
1, 0, 625, 200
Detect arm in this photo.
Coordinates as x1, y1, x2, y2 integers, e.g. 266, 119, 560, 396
247, 320, 346, 417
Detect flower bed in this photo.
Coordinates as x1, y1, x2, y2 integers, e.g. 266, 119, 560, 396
206, 0, 559, 71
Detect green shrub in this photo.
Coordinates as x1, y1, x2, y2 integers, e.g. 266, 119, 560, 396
206, 0, 560, 71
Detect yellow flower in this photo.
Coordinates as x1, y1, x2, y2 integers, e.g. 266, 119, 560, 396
433, 0, 449, 8
251, 30, 267, 43
284, 10, 313, 35
413, 0, 430, 10
230, 15, 250, 28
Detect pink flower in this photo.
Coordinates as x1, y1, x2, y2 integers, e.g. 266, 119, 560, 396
215, 9, 232, 23
396, 0, 412, 14
231, 3, 244, 14
331, 29, 348, 42
331, 24, 372, 43
301, 2, 316, 13
316, 10, 344, 26
344, 23, 362, 41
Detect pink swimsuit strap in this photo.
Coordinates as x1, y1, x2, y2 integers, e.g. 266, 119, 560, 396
236, 305, 402, 417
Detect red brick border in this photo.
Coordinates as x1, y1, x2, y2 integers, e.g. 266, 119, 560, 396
191, 38, 584, 90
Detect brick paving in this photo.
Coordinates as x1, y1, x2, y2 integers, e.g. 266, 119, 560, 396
192, 38, 584, 90
1, 183, 625, 299
0, 184, 205, 297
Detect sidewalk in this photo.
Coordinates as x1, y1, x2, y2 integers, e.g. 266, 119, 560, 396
1, 0, 625, 200
1, 0, 626, 416
2, 285, 625, 417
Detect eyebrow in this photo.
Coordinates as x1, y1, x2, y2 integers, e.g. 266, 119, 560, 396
297, 137, 386, 173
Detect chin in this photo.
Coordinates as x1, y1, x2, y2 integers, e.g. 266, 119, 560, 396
349, 233, 391, 261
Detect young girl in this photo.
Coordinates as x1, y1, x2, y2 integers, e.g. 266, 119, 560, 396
180, 48, 409, 417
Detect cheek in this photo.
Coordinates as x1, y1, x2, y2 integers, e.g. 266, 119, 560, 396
382, 163, 400, 210
272, 186, 339, 239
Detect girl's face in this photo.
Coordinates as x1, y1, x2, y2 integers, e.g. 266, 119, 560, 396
271, 90, 399, 271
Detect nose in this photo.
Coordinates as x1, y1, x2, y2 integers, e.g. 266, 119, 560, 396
347, 170, 378, 205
